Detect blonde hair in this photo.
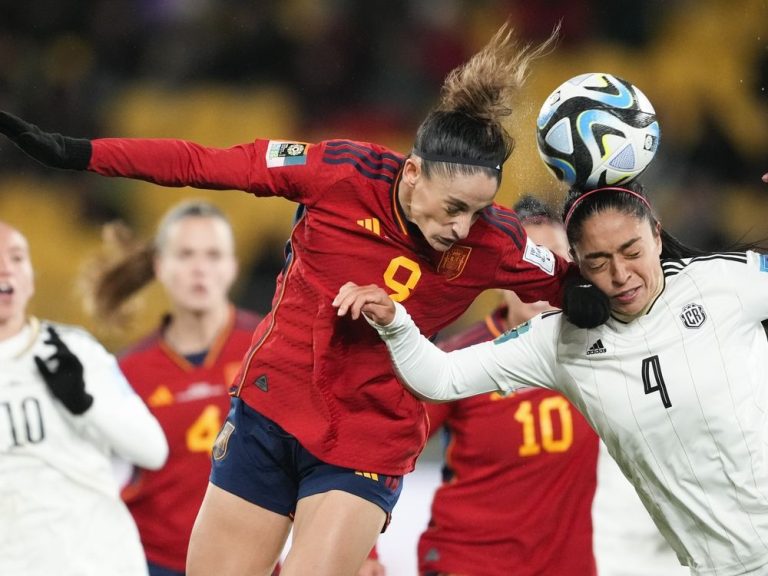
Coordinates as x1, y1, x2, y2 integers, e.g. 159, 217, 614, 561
80, 200, 231, 330
413, 22, 559, 181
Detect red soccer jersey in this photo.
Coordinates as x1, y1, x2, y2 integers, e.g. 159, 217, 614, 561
118, 307, 261, 571
89, 137, 575, 474
418, 307, 599, 576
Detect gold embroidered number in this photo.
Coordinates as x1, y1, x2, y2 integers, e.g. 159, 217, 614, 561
186, 404, 222, 454
383, 256, 422, 302
514, 396, 573, 456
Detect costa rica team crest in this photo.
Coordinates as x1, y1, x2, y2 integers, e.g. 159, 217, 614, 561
437, 245, 471, 280
680, 303, 706, 329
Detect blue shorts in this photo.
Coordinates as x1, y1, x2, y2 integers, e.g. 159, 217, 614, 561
210, 397, 403, 530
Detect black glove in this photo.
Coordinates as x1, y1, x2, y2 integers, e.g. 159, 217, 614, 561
562, 278, 611, 329
34, 326, 94, 415
0, 111, 92, 170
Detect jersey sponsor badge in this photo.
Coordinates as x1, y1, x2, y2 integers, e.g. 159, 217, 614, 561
437, 245, 471, 280
760, 254, 768, 272
266, 141, 309, 167
522, 237, 555, 275
680, 302, 706, 329
212, 420, 235, 461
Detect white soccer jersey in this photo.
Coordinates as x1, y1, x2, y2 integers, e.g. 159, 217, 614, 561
0, 319, 168, 576
592, 441, 690, 576
375, 251, 768, 576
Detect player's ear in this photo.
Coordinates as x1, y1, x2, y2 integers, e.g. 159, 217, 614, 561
402, 156, 421, 187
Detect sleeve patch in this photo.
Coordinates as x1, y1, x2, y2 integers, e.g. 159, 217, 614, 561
494, 320, 531, 344
760, 254, 768, 272
522, 237, 555, 275
266, 141, 309, 167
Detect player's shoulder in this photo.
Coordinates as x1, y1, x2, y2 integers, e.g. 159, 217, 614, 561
233, 308, 263, 332
118, 329, 163, 363
661, 251, 755, 280
317, 139, 404, 184
40, 319, 106, 353
476, 203, 526, 251
493, 309, 564, 347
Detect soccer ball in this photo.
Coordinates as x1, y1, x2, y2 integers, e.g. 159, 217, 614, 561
536, 73, 660, 189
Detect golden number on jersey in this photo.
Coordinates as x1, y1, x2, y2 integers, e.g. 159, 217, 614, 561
383, 256, 422, 302
186, 404, 223, 454
514, 397, 574, 457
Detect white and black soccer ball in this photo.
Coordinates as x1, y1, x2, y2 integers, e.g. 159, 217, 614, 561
536, 73, 660, 189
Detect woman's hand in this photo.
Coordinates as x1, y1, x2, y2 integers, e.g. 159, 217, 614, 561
333, 282, 396, 325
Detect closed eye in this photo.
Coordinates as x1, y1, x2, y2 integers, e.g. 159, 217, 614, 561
586, 260, 607, 271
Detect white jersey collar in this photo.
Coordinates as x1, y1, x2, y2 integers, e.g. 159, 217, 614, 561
0, 317, 41, 360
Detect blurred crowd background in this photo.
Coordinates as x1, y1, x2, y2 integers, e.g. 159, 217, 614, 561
0, 0, 766, 350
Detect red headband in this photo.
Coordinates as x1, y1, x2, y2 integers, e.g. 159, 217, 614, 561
563, 186, 652, 230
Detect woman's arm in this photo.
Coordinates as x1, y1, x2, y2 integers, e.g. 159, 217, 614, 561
0, 111, 314, 201
60, 327, 169, 470
333, 282, 502, 401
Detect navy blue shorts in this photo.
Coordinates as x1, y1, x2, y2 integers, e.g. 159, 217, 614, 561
210, 397, 403, 530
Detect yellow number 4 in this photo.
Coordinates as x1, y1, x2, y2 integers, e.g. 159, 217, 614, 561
186, 405, 222, 454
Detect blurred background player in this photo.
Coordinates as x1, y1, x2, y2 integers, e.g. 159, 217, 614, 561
417, 195, 599, 576
0, 220, 168, 576
81, 200, 262, 576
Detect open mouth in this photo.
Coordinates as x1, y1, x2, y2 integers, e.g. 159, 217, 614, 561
0, 282, 13, 295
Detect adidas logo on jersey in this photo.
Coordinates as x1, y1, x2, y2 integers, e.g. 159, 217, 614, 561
586, 339, 607, 355
356, 218, 381, 235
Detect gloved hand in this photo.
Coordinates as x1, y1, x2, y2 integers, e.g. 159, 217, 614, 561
562, 277, 610, 329
34, 326, 94, 415
0, 111, 92, 170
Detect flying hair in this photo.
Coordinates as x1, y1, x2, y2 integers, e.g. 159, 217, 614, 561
79, 221, 154, 331
413, 22, 560, 180
439, 22, 559, 123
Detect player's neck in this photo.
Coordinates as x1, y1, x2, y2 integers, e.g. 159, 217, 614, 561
163, 303, 231, 355
0, 312, 26, 342
397, 176, 413, 221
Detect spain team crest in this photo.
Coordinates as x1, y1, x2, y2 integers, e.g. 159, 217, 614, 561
212, 421, 235, 461
437, 245, 471, 280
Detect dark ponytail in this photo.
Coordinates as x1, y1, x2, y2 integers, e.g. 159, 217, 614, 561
413, 22, 558, 183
